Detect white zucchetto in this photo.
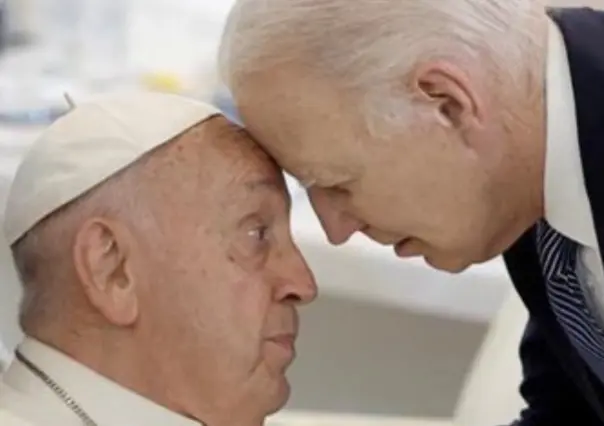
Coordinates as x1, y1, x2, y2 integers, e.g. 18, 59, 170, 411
3, 91, 220, 245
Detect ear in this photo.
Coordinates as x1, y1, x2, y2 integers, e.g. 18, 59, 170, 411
409, 61, 484, 131
72, 218, 139, 326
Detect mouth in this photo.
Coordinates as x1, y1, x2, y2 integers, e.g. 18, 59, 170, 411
267, 334, 297, 357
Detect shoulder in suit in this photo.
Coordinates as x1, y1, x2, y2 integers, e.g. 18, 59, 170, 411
508, 7, 604, 426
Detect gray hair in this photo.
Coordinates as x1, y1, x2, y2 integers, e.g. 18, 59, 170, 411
11, 151, 159, 333
219, 0, 545, 129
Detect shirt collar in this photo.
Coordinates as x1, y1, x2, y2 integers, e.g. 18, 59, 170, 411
15, 337, 203, 426
544, 18, 598, 249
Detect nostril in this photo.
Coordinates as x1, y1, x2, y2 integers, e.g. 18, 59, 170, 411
284, 293, 302, 303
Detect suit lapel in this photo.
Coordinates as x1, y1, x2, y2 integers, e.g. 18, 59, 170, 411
505, 230, 604, 421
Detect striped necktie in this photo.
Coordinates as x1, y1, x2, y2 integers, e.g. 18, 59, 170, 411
536, 220, 604, 359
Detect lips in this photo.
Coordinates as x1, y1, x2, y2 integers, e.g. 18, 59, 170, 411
269, 334, 296, 348
267, 334, 297, 358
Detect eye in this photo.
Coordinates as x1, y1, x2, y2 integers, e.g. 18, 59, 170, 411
327, 185, 349, 194
316, 184, 351, 199
248, 225, 269, 242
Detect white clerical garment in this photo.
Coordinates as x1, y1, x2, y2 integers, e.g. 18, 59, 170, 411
0, 337, 203, 426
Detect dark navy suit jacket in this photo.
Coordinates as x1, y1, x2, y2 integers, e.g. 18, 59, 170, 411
505, 8, 604, 426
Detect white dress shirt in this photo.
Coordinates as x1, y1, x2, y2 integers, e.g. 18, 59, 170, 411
0, 338, 203, 426
544, 19, 604, 323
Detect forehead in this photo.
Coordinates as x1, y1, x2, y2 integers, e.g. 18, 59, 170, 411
233, 66, 365, 180
147, 117, 286, 201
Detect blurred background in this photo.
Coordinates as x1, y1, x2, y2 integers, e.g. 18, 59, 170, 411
0, 0, 601, 425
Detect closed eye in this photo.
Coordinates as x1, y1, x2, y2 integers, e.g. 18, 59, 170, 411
323, 184, 351, 196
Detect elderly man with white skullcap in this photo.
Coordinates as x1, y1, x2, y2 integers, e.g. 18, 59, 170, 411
0, 92, 317, 426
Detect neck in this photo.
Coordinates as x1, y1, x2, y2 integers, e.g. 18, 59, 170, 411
488, 23, 548, 259
29, 328, 202, 421
526, 19, 549, 225
29, 328, 266, 426
509, 16, 549, 229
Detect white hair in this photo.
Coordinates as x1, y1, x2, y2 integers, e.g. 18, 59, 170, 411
219, 0, 545, 129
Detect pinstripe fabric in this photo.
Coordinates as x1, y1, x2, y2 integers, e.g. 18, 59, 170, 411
537, 221, 604, 360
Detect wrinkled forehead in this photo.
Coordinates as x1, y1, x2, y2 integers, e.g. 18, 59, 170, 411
153, 116, 286, 197
232, 69, 366, 183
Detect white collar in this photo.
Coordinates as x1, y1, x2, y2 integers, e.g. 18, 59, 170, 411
544, 19, 598, 249
11, 337, 203, 426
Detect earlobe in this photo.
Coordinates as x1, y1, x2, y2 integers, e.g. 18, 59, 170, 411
72, 219, 139, 327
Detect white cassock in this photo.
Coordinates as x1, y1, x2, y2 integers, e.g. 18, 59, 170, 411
0, 338, 203, 426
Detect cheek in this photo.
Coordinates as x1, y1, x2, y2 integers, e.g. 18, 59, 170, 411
229, 274, 274, 336
187, 266, 274, 348
160, 271, 272, 373
353, 174, 413, 225
146, 234, 275, 350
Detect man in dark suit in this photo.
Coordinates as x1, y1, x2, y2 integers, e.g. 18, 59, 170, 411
219, 0, 604, 423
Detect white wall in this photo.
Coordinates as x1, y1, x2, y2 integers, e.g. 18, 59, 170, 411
287, 296, 486, 418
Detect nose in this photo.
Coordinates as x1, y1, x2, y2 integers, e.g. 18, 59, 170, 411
275, 246, 318, 306
308, 188, 363, 245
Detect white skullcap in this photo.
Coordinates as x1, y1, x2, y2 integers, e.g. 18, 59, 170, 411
3, 91, 220, 245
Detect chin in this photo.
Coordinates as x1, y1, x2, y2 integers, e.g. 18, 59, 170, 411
268, 383, 291, 416
262, 375, 292, 416
425, 255, 472, 273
